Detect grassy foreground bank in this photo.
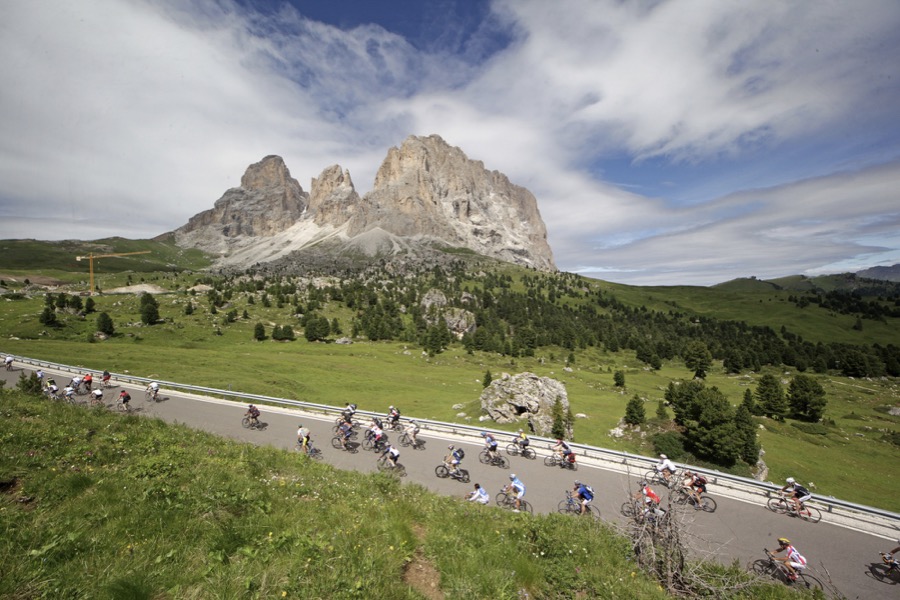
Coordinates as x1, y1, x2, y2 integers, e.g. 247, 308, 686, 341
0, 392, 807, 599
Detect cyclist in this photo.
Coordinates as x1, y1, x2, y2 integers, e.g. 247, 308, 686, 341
767, 537, 807, 581
297, 424, 311, 453
444, 445, 464, 478
245, 404, 261, 427
504, 473, 526, 512
83, 373, 93, 391
337, 421, 354, 450
46, 382, 60, 399
101, 370, 111, 387
513, 429, 529, 451
882, 540, 900, 569
35, 369, 44, 384
552, 438, 574, 464
573, 480, 595, 516
119, 390, 131, 410
340, 403, 357, 424
146, 381, 160, 400
634, 480, 663, 520
656, 454, 677, 484
466, 483, 490, 505
368, 420, 385, 446
63, 385, 76, 402
781, 477, 812, 514
4, 355, 12, 370
481, 431, 499, 462
387, 405, 401, 427
404, 420, 420, 446
380, 443, 400, 468
681, 470, 708, 507
90, 388, 104, 405
70, 375, 83, 393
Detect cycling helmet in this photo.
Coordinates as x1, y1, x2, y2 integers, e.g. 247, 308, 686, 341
480, 431, 487, 437
639, 480, 648, 487
509, 473, 516, 480
350, 404, 357, 410
389, 405, 394, 410
448, 445, 454, 450
517, 429, 523, 433
574, 480, 581, 487
659, 454, 667, 459
786, 477, 795, 484
777, 538, 790, 546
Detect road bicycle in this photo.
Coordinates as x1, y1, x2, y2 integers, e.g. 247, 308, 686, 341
620, 499, 666, 525
295, 440, 323, 460
89, 392, 104, 407
543, 451, 578, 471
495, 490, 533, 514
362, 436, 389, 453
673, 486, 717, 513
376, 455, 407, 477
241, 416, 264, 430
643, 468, 681, 489
114, 395, 130, 412
766, 494, 822, 523
434, 464, 470, 483
478, 449, 510, 469
558, 490, 601, 520
868, 552, 900, 583
386, 419, 404, 433
747, 550, 823, 592
145, 388, 159, 403
398, 431, 425, 450
505, 441, 536, 460
330, 436, 359, 453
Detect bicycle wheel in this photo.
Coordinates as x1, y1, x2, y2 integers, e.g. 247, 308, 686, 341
116, 401, 128, 412
699, 496, 717, 513
543, 456, 557, 467
620, 501, 638, 518
495, 492, 511, 509
362, 438, 374, 451
798, 505, 822, 524
394, 464, 407, 477
457, 469, 470, 483
557, 499, 577, 515
505, 443, 519, 456
766, 497, 789, 514
398, 433, 410, 447
565, 460, 578, 471
747, 559, 777, 578
478, 450, 490, 464
587, 505, 602, 520
795, 572, 824, 592
308, 448, 323, 461
241, 417, 251, 429
331, 436, 344, 449
522, 447, 536, 460
376, 459, 389, 472
435, 465, 449, 478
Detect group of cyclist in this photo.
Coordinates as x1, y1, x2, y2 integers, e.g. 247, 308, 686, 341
33, 367, 150, 411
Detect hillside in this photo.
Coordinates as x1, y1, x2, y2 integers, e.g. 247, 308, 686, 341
0, 390, 808, 599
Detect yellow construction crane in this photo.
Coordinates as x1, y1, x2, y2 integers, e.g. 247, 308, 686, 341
75, 251, 151, 295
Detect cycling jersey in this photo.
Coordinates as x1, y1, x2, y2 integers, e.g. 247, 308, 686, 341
469, 487, 490, 504
785, 545, 807, 567
577, 484, 594, 501
642, 486, 660, 503
509, 478, 525, 494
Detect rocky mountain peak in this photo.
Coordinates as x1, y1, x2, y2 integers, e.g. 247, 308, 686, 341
172, 135, 556, 272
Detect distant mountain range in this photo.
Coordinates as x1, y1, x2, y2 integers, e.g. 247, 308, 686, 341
167, 134, 555, 273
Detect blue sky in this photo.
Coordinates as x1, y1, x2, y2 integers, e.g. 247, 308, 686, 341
1, 0, 899, 285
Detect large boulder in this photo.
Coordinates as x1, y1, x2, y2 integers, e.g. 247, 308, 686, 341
479, 372, 569, 436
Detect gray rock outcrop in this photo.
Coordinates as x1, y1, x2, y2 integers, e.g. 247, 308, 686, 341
479, 372, 569, 436
171, 135, 556, 272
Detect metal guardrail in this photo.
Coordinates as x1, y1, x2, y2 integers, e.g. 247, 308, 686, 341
7, 352, 900, 526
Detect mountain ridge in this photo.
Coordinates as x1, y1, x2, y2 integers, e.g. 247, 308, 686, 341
172, 135, 555, 273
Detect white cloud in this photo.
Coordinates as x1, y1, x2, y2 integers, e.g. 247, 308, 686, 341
1, 0, 898, 286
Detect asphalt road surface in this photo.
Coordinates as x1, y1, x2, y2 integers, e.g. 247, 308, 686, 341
6, 365, 898, 598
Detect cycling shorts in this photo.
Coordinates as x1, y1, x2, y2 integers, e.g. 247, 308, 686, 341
794, 493, 812, 503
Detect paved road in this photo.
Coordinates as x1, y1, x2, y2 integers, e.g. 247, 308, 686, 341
6, 365, 898, 598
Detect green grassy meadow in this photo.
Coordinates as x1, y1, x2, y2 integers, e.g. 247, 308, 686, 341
1, 391, 817, 599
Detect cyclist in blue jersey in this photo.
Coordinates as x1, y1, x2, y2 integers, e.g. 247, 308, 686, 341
573, 480, 595, 516
505, 473, 526, 512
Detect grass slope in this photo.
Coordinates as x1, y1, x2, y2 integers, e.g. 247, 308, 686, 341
1, 391, 709, 599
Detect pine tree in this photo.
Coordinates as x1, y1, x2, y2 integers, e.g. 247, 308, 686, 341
733, 403, 760, 464
84, 297, 95, 314
551, 396, 566, 439
253, 322, 266, 341
483, 369, 492, 388
683, 340, 713, 379
184, 302, 194, 316
755, 374, 787, 420
613, 370, 625, 388
624, 395, 646, 426
655, 400, 669, 421
742, 388, 762, 416
96, 312, 115, 335
788, 374, 827, 422
39, 307, 58, 326
139, 293, 160, 325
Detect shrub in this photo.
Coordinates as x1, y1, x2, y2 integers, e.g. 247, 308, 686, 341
652, 431, 686, 460
790, 422, 829, 436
